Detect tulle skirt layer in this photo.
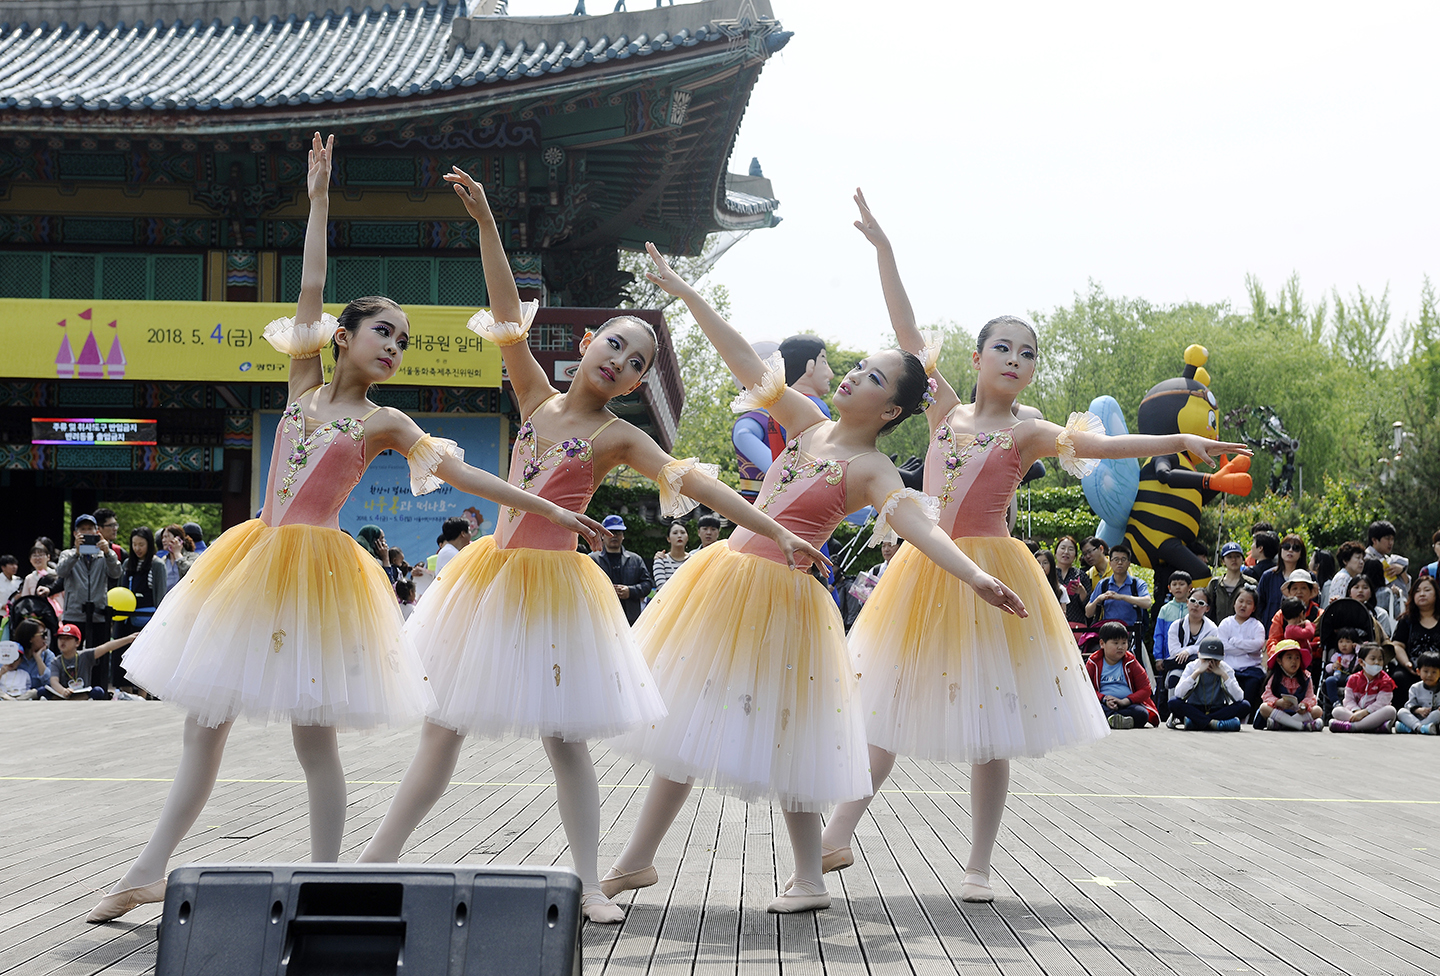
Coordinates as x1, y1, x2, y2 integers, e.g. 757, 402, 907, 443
611, 542, 872, 812
848, 536, 1108, 764
123, 519, 434, 730
407, 536, 666, 741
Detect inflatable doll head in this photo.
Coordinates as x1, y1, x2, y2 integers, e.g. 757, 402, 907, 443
1137, 344, 1219, 464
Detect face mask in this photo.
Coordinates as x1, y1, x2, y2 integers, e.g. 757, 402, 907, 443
1363, 663, 1383, 677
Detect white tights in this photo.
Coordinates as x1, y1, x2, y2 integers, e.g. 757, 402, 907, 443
612, 774, 830, 891
1332, 703, 1397, 730
117, 716, 347, 891
823, 747, 1011, 877
359, 722, 612, 902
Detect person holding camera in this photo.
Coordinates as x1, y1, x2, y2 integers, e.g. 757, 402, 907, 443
1169, 636, 1250, 731
55, 514, 123, 688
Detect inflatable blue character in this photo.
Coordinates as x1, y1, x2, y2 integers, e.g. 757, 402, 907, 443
731, 335, 833, 500
1081, 345, 1252, 587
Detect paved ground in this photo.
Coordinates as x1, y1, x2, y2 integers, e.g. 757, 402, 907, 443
2, 703, 1437, 975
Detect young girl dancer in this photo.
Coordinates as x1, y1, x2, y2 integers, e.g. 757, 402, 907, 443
823, 191, 1250, 903
88, 135, 603, 923
358, 169, 828, 923
601, 247, 1027, 914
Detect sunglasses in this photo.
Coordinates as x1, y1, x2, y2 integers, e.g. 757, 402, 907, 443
1281, 543, 1302, 551
1187, 598, 1207, 605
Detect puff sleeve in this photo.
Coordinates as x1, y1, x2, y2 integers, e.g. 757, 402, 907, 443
657, 456, 721, 518
1055, 411, 1105, 478
263, 312, 339, 360
870, 488, 941, 546
729, 351, 787, 413
466, 300, 540, 346
405, 434, 465, 496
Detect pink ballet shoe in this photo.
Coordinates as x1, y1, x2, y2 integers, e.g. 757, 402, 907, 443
599, 864, 658, 900
822, 845, 854, 874
86, 879, 166, 923
960, 871, 994, 903
581, 889, 625, 924
767, 879, 831, 914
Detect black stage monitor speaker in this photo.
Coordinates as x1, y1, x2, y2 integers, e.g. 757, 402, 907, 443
154, 863, 582, 976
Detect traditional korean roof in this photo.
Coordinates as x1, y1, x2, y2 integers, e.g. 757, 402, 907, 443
0, 1, 781, 112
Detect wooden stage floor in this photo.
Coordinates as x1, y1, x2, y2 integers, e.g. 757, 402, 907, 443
3, 703, 1437, 975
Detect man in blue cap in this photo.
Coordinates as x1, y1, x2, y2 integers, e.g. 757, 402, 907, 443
55, 513, 123, 688
589, 515, 651, 625
1205, 540, 1256, 624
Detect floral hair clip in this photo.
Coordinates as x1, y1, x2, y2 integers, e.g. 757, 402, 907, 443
920, 376, 938, 409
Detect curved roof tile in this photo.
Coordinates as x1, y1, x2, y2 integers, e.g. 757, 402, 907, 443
0, 1, 737, 113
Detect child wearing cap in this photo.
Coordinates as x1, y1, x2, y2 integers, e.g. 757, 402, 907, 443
1257, 638, 1322, 731
1205, 542, 1256, 624
43, 624, 138, 700
1330, 642, 1397, 733
1169, 637, 1250, 731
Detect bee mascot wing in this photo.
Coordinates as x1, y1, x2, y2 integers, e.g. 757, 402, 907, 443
1079, 394, 1139, 548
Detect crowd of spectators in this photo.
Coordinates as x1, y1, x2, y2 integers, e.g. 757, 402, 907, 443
1028, 519, 1440, 734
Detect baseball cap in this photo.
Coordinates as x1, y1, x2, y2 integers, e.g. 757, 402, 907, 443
1197, 637, 1225, 660
1219, 541, 1244, 558
601, 515, 627, 532
56, 623, 82, 641
182, 522, 204, 539
74, 514, 97, 529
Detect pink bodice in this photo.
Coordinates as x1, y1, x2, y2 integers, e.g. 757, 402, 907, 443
727, 425, 861, 570
262, 394, 375, 530
493, 407, 614, 552
924, 422, 1023, 539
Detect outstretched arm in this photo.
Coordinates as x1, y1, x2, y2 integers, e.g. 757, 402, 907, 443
444, 166, 555, 417
853, 188, 960, 422
91, 631, 138, 661
372, 410, 606, 549
1020, 418, 1250, 469
283, 132, 334, 401
620, 427, 830, 573
644, 243, 826, 437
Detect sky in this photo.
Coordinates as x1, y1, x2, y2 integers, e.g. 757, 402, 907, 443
515, 1, 1440, 352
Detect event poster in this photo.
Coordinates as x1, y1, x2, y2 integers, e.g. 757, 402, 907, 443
255, 411, 506, 563
0, 298, 502, 387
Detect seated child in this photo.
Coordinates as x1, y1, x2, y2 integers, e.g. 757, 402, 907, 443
2, 619, 54, 701
43, 624, 137, 700
1084, 620, 1158, 730
1257, 638, 1322, 731
1169, 636, 1250, 731
1151, 570, 1194, 674
1394, 651, 1439, 734
1321, 627, 1363, 713
1277, 596, 1316, 650
1330, 642, 1397, 733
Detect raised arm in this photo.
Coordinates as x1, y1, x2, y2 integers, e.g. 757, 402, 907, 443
619, 426, 830, 573
284, 132, 333, 401
371, 409, 606, 549
644, 243, 825, 437
852, 459, 1026, 616
444, 166, 554, 417
1018, 416, 1250, 472
853, 188, 960, 422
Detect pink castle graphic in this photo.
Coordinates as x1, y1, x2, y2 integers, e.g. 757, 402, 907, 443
76, 331, 103, 379
105, 334, 126, 379
55, 333, 74, 378
55, 309, 125, 380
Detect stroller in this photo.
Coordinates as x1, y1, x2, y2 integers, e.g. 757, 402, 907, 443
1317, 598, 1374, 721
6, 593, 60, 650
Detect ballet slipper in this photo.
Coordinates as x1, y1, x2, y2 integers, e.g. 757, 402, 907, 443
960, 870, 994, 903
87, 879, 166, 923
767, 878, 831, 914
822, 845, 855, 874
580, 888, 625, 924
600, 864, 658, 899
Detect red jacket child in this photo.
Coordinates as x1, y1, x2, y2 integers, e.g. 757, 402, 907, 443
1084, 648, 1159, 726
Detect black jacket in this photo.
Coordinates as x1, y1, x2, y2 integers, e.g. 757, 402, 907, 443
589, 547, 651, 625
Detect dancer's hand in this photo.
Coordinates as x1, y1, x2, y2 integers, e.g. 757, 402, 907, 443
1183, 436, 1251, 467
852, 188, 891, 250
643, 243, 695, 300
777, 531, 831, 574
971, 572, 1028, 617
444, 166, 495, 222
544, 507, 609, 550
307, 132, 334, 200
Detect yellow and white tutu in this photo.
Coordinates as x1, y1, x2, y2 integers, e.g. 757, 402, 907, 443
610, 542, 872, 812
407, 536, 666, 741
122, 519, 434, 730
849, 536, 1108, 764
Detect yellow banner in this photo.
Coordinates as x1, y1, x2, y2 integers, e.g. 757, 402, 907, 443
0, 298, 501, 387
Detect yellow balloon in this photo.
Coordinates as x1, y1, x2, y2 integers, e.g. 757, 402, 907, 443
107, 586, 137, 622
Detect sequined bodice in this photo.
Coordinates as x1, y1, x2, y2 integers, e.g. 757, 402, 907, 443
494, 408, 611, 551
728, 426, 860, 570
923, 421, 1023, 539
262, 395, 372, 530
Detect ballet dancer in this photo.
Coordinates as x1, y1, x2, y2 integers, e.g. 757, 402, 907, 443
600, 245, 1027, 914
357, 168, 829, 924
819, 190, 1251, 902
88, 135, 604, 923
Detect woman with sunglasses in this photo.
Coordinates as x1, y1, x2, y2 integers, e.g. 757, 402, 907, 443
1257, 534, 1307, 627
